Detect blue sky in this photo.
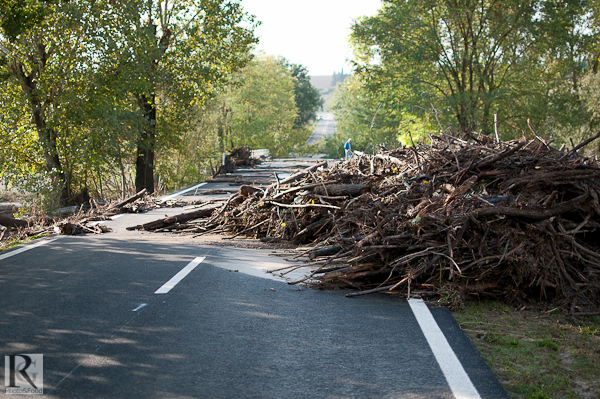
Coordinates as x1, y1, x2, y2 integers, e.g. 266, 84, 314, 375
241, 0, 382, 76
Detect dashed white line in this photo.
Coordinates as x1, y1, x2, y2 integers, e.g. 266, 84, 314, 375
0, 238, 59, 261
132, 303, 148, 312
154, 257, 205, 294
408, 298, 482, 399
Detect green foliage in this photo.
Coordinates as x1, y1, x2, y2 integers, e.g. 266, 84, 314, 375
0, 0, 52, 40
289, 63, 322, 127
154, 55, 315, 191
276, 58, 322, 127
326, 73, 436, 157
351, 0, 543, 136
337, 0, 600, 153
0, 1, 105, 202
0, 0, 259, 202
91, 0, 258, 193
225, 55, 300, 157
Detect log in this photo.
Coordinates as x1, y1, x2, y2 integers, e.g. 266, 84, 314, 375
313, 184, 369, 197
272, 162, 327, 187
0, 215, 29, 228
309, 246, 343, 260
503, 170, 599, 188
126, 208, 214, 231
272, 180, 340, 199
239, 185, 262, 198
471, 193, 588, 220
266, 200, 340, 210
470, 139, 527, 170
106, 189, 147, 210
559, 130, 600, 161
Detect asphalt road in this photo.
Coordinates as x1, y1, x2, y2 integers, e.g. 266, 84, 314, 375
306, 112, 336, 145
0, 210, 508, 398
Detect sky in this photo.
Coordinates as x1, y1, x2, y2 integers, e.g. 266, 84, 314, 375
240, 0, 382, 76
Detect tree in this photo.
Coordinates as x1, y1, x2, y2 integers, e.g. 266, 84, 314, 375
329, 73, 434, 156
533, 0, 599, 143
0, 0, 50, 41
276, 58, 322, 127
1, 1, 101, 200
289, 63, 322, 127
351, 0, 542, 136
221, 55, 301, 157
100, 0, 257, 193
1, 0, 257, 204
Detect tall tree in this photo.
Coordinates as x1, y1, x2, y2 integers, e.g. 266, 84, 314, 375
0, 0, 49, 40
289, 63, 322, 127
102, 0, 257, 193
351, 0, 541, 136
276, 58, 322, 127
223, 55, 300, 157
533, 0, 598, 140
0, 1, 99, 199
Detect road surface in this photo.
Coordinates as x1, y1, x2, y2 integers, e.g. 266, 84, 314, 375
306, 112, 336, 145
0, 187, 508, 398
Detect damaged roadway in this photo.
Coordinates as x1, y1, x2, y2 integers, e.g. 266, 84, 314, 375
0, 157, 508, 398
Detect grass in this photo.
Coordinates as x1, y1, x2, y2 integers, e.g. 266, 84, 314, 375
453, 301, 600, 399
0, 233, 50, 252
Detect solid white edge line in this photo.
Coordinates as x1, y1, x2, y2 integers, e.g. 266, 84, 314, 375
0, 238, 59, 261
154, 257, 205, 294
162, 182, 207, 200
408, 298, 482, 399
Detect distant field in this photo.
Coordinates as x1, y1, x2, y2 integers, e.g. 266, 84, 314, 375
310, 75, 333, 90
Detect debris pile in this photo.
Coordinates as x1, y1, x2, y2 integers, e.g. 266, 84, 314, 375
181, 132, 600, 313
214, 145, 263, 175
0, 188, 201, 244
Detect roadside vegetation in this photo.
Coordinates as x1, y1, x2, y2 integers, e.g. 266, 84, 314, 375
319, 0, 600, 159
454, 302, 600, 399
0, 0, 321, 209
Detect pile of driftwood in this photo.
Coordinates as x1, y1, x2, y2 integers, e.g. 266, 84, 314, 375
0, 189, 199, 244
214, 145, 263, 175
154, 130, 600, 313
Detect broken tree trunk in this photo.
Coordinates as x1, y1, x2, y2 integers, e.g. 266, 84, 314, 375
0, 215, 29, 228
274, 162, 327, 186
239, 185, 262, 198
106, 189, 147, 211
126, 207, 215, 231
313, 184, 369, 197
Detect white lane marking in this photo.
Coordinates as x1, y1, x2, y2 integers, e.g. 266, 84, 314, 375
155, 257, 205, 294
132, 303, 148, 312
408, 298, 482, 399
88, 213, 126, 226
162, 182, 207, 200
0, 238, 59, 261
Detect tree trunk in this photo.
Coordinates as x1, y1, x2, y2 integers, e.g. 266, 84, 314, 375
9, 57, 70, 199
126, 207, 215, 231
135, 94, 156, 194
0, 215, 29, 228
481, 101, 492, 136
